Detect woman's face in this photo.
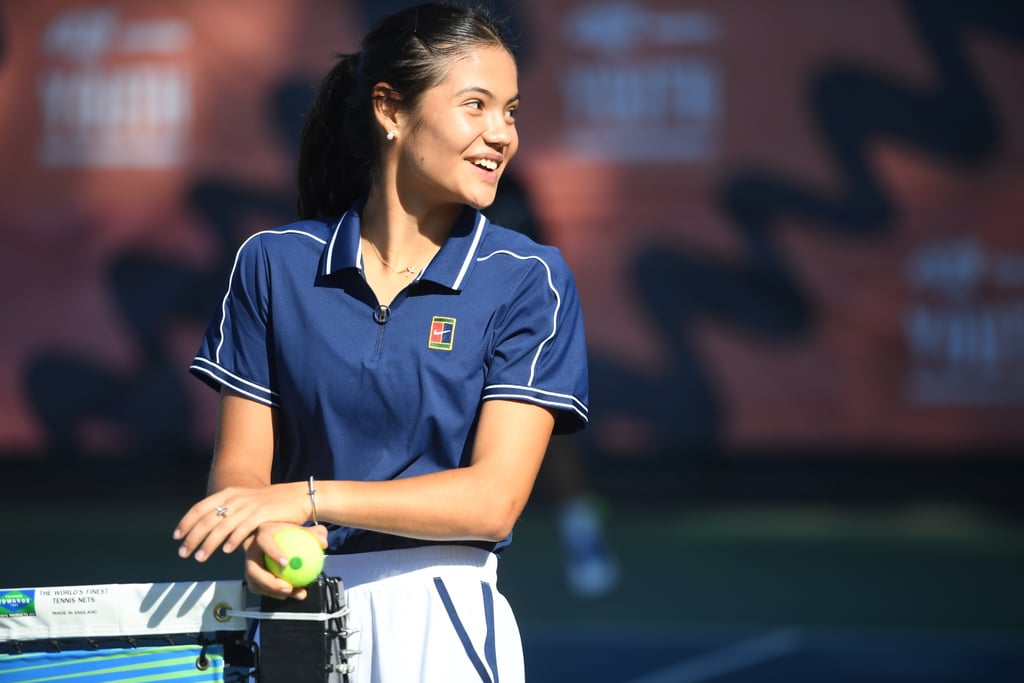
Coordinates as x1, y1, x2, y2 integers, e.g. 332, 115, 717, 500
396, 45, 519, 210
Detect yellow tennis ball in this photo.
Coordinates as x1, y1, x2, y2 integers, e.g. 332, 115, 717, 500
264, 527, 325, 588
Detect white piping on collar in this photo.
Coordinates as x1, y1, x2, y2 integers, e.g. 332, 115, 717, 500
452, 212, 487, 290
323, 215, 346, 275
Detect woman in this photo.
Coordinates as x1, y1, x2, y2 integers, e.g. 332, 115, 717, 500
172, 3, 589, 681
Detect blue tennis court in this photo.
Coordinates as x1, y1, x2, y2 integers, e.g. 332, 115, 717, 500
522, 627, 1024, 682
501, 501, 1024, 683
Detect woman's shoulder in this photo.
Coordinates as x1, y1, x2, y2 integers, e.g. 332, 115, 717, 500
474, 221, 578, 295
481, 221, 566, 264
239, 218, 337, 254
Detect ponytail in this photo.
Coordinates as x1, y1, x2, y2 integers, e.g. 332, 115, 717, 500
296, 53, 375, 220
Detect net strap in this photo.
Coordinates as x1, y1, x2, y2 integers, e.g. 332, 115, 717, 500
221, 606, 350, 622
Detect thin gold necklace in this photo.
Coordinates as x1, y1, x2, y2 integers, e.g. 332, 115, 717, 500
364, 235, 420, 276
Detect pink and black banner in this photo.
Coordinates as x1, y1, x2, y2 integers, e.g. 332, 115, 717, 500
2, 1, 1023, 461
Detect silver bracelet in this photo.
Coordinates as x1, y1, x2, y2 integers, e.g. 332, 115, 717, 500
307, 475, 319, 526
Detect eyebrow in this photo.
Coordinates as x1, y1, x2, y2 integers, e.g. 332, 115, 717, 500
455, 86, 520, 105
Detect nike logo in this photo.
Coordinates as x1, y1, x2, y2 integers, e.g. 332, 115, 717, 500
428, 316, 456, 350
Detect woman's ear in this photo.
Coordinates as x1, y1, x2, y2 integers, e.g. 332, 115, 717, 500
372, 82, 400, 137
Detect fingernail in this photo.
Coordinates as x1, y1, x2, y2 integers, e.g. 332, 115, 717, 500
195, 550, 206, 562
172, 529, 181, 540
223, 543, 233, 553
278, 557, 288, 566
178, 545, 189, 558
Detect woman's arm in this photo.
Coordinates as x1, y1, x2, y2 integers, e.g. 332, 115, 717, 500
315, 398, 555, 542
209, 387, 276, 491
173, 388, 302, 560
174, 395, 554, 562
175, 388, 325, 598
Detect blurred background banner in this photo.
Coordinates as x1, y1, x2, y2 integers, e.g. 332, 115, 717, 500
2, 0, 1023, 469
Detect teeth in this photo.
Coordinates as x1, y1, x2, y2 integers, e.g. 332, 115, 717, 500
473, 158, 498, 171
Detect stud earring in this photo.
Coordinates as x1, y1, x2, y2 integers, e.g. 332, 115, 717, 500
386, 130, 396, 141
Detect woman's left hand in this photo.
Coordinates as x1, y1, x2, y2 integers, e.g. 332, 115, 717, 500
172, 482, 309, 562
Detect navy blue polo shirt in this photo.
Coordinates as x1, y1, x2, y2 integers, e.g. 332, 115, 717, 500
190, 200, 589, 555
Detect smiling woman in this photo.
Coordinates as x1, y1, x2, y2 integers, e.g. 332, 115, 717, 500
171, 3, 589, 682
365, 42, 521, 290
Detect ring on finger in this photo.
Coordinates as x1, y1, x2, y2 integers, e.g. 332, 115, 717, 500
215, 505, 229, 518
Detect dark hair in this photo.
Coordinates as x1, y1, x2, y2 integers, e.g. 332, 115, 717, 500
296, 2, 514, 220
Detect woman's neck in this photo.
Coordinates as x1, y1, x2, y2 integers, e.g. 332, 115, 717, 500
360, 191, 458, 263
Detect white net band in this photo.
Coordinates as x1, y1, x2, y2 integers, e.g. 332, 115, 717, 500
0, 581, 248, 642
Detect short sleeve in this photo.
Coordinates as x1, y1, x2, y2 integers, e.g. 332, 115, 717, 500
482, 248, 589, 433
189, 234, 278, 406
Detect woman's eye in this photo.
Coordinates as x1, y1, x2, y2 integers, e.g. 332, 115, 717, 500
467, 100, 483, 110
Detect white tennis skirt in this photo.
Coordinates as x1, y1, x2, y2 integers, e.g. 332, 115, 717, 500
321, 545, 524, 683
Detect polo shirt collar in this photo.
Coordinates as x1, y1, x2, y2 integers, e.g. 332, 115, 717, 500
321, 198, 489, 292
